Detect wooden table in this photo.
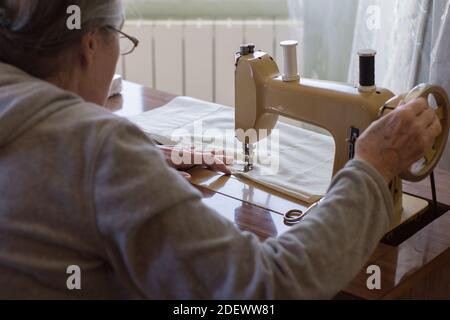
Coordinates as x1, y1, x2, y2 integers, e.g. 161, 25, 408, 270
107, 81, 450, 299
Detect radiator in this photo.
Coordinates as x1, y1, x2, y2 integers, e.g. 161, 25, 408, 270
117, 19, 300, 107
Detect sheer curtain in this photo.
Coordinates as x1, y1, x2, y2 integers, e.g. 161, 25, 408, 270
288, 0, 450, 170
288, 0, 358, 82
349, 0, 430, 94
430, 1, 450, 170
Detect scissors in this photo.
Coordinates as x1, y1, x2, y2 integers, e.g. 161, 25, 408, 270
283, 198, 324, 226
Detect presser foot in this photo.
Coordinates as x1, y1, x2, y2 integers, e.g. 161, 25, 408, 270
238, 143, 254, 173
243, 162, 254, 173
234, 160, 254, 173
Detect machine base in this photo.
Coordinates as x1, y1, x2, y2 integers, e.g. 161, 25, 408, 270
190, 167, 450, 247
383, 195, 450, 246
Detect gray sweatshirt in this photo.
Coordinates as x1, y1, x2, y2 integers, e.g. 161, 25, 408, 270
0, 62, 394, 300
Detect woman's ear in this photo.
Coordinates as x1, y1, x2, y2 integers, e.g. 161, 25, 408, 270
79, 29, 100, 68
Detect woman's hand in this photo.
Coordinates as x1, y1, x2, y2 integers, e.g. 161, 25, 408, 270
356, 98, 442, 184
158, 145, 233, 180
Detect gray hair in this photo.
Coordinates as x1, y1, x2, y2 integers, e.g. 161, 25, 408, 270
0, 0, 124, 78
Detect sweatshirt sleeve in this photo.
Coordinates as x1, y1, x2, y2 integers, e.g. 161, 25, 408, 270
92, 119, 394, 300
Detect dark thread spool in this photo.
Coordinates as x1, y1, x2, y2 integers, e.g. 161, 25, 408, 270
358, 49, 376, 88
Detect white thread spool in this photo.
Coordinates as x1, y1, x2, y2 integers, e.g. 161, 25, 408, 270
280, 40, 300, 82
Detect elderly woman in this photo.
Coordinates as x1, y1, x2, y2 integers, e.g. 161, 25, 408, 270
0, 0, 441, 299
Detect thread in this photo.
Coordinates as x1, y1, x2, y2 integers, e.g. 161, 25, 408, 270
358, 49, 376, 91
280, 40, 300, 82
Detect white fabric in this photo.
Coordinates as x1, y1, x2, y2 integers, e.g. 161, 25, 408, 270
128, 97, 335, 203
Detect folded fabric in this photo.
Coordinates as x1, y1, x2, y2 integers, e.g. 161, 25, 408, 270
128, 96, 335, 204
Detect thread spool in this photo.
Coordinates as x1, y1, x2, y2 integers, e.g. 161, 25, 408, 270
280, 40, 300, 82
358, 49, 377, 92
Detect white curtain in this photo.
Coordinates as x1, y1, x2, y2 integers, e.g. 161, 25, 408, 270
288, 0, 358, 82
430, 1, 450, 170
349, 0, 430, 94
288, 0, 450, 170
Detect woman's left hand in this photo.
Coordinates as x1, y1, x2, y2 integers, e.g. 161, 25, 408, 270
158, 145, 233, 180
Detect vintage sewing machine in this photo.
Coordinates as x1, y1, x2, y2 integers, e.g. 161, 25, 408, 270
235, 41, 450, 238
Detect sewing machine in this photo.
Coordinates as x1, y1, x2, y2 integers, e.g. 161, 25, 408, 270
107, 70, 450, 300
235, 41, 450, 235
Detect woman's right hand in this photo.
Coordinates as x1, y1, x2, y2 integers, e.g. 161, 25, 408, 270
355, 97, 442, 184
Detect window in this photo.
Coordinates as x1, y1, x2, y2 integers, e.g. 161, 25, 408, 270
124, 0, 289, 19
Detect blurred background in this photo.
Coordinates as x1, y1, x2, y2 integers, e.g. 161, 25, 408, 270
119, 0, 450, 170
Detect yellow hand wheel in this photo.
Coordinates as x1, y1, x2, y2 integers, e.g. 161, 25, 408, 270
380, 84, 449, 182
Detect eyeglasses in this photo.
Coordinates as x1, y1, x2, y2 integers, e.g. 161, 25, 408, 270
107, 26, 139, 55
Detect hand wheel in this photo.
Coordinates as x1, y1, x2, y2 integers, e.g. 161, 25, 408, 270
380, 84, 449, 182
